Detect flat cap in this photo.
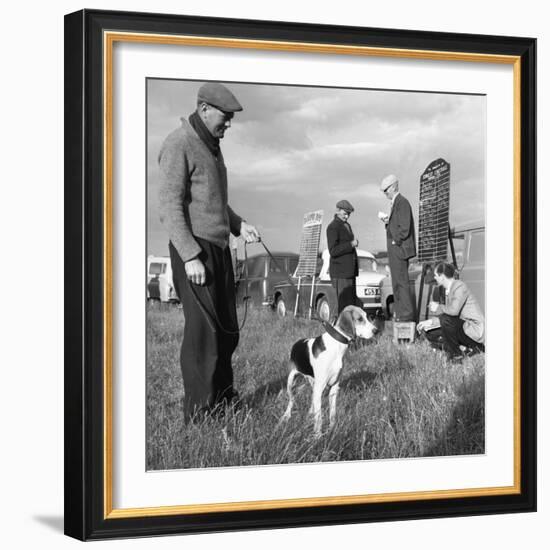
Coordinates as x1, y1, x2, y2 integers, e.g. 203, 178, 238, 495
197, 82, 243, 112
380, 174, 399, 192
336, 199, 354, 213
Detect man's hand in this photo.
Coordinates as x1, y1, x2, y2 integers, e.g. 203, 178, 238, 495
429, 301, 439, 313
240, 222, 260, 243
351, 239, 359, 248
185, 258, 206, 285
378, 211, 389, 224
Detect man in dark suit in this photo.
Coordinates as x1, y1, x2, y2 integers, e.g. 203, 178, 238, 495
326, 199, 360, 314
379, 175, 416, 322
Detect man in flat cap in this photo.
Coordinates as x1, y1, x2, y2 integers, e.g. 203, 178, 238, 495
158, 82, 260, 422
379, 174, 416, 322
326, 199, 360, 314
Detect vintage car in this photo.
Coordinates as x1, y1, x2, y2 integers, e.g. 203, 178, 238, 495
234, 252, 299, 307
147, 255, 178, 303
380, 220, 485, 320
272, 249, 386, 322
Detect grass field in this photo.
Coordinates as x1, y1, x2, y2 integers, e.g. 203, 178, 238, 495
146, 302, 485, 471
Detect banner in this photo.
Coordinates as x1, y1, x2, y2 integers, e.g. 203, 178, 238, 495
295, 210, 324, 277
418, 158, 450, 263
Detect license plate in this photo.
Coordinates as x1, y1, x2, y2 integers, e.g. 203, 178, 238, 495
363, 287, 380, 296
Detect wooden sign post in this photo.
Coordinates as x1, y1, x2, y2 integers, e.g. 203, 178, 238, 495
417, 158, 451, 321
294, 210, 324, 318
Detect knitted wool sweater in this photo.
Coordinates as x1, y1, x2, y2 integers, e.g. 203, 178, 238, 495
158, 119, 243, 262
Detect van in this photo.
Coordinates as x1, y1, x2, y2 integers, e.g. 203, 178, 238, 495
380, 220, 485, 319
447, 220, 485, 312
147, 255, 178, 303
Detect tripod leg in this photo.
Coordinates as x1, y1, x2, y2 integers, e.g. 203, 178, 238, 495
416, 264, 427, 323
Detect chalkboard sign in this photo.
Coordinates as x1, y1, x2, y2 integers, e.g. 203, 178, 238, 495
296, 210, 324, 277
418, 158, 450, 263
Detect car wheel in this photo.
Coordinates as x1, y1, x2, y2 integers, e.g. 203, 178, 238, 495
316, 297, 331, 322
276, 296, 287, 318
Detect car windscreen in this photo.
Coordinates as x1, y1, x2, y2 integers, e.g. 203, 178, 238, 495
270, 258, 285, 273
358, 257, 376, 272
149, 262, 166, 275
247, 257, 267, 278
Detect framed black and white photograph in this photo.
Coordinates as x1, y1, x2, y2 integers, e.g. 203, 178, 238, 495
64, 9, 536, 541
146, 78, 487, 469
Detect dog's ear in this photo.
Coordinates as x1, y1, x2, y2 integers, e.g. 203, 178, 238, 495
337, 310, 356, 339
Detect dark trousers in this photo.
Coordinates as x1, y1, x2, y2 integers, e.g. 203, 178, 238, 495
332, 277, 360, 314
424, 313, 485, 358
388, 246, 415, 321
169, 239, 239, 421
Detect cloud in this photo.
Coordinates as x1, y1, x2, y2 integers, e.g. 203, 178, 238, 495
146, 79, 485, 258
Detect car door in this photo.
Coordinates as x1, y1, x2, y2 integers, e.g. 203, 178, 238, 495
247, 256, 268, 306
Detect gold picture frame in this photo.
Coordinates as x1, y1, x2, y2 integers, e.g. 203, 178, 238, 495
65, 9, 536, 540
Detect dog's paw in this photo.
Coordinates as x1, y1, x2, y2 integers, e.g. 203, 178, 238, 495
278, 412, 291, 425
313, 421, 323, 439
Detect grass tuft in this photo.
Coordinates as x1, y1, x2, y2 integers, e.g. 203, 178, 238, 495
146, 304, 485, 470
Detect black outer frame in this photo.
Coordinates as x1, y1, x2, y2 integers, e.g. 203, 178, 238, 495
64, 9, 537, 541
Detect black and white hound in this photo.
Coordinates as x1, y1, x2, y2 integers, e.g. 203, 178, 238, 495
281, 305, 378, 437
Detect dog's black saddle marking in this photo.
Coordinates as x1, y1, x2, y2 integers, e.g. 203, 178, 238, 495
312, 335, 326, 358
290, 338, 314, 377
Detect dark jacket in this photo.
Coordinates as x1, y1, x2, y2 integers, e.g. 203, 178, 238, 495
327, 215, 358, 278
386, 193, 416, 260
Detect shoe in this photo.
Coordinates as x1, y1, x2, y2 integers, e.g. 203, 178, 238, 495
464, 347, 484, 358
445, 354, 463, 364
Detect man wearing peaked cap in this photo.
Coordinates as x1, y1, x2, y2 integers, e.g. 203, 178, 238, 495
158, 82, 259, 422
336, 199, 354, 213
326, 199, 361, 315
379, 174, 417, 322
197, 82, 243, 112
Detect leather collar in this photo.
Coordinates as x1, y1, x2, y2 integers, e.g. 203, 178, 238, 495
322, 321, 353, 344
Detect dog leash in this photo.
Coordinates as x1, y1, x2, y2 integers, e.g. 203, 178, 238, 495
189, 237, 333, 333
257, 239, 299, 289
261, 239, 347, 329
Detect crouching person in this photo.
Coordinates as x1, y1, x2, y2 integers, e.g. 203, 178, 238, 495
418, 262, 485, 360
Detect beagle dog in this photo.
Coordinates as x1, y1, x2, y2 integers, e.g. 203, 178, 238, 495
281, 305, 378, 437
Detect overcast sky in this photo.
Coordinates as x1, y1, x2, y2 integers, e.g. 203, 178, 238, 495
147, 79, 485, 258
